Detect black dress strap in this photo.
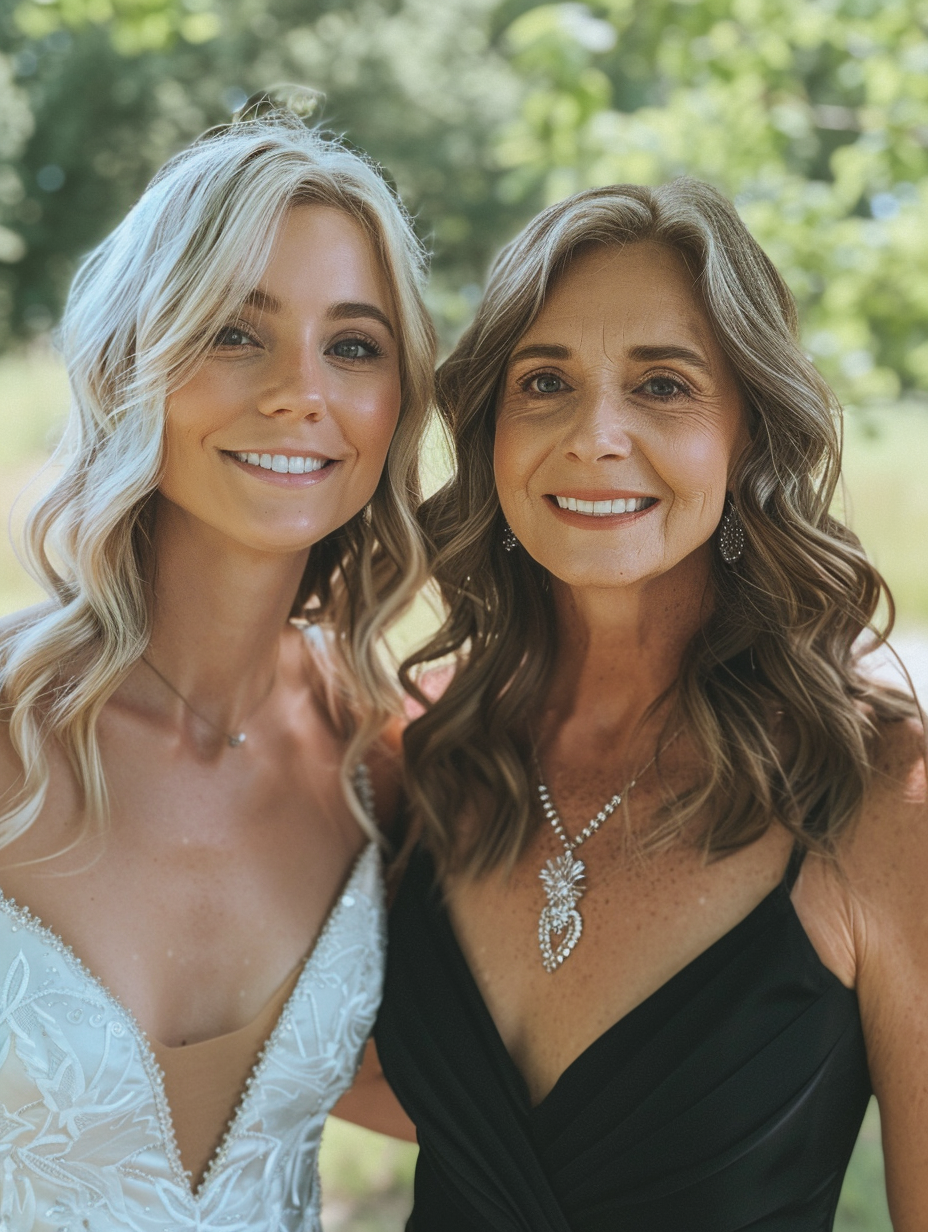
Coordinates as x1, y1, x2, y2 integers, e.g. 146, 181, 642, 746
782, 842, 808, 893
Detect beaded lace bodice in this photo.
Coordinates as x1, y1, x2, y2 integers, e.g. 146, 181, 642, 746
0, 840, 384, 1231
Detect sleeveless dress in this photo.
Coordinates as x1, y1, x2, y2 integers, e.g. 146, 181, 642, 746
0, 840, 384, 1231
374, 846, 872, 1232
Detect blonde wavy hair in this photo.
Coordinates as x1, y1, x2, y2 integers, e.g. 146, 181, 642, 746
403, 179, 918, 879
0, 108, 436, 852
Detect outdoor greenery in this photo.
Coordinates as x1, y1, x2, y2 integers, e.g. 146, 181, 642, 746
0, 348, 920, 1229
1, 0, 928, 402
0, 0, 925, 1226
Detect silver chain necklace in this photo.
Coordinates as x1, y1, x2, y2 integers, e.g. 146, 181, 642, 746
141, 655, 273, 749
534, 747, 661, 973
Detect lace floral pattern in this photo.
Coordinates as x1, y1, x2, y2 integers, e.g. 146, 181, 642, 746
0, 842, 385, 1231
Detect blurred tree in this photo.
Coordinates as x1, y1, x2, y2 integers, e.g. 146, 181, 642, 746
1, 0, 928, 399
495, 0, 928, 401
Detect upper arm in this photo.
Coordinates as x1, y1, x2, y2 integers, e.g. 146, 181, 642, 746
837, 717, 928, 1228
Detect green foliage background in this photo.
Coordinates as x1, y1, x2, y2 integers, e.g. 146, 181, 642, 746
2, 0, 928, 404
0, 1, 922, 1225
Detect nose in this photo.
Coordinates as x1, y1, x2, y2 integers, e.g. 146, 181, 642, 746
256, 343, 327, 420
562, 386, 634, 464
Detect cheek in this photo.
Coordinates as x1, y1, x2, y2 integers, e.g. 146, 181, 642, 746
343, 378, 403, 471
493, 415, 545, 500
655, 421, 737, 507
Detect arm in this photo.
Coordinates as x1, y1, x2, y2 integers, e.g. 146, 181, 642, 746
839, 717, 928, 1229
330, 1038, 417, 1142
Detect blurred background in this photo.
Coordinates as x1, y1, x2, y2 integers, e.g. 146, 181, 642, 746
1, 0, 927, 1226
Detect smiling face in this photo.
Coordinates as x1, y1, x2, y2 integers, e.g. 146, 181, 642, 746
494, 241, 748, 594
159, 205, 402, 556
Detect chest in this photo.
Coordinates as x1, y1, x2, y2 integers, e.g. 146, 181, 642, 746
0, 716, 364, 1045
447, 823, 794, 1104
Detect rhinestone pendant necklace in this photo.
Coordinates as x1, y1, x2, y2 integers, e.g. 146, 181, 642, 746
141, 655, 272, 749
534, 747, 660, 973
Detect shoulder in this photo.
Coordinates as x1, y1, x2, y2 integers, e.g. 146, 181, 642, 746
829, 715, 928, 972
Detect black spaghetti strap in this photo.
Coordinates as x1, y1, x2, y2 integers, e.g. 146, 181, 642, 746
783, 843, 808, 892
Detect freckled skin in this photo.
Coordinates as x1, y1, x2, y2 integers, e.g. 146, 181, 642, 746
435, 243, 928, 1227
0, 206, 405, 1056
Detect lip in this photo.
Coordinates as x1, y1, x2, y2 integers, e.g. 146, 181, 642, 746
222, 450, 340, 488
544, 492, 659, 529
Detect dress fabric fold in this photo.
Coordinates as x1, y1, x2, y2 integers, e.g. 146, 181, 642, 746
374, 846, 871, 1232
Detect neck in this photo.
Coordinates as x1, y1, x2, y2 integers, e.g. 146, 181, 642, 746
543, 548, 712, 751
140, 496, 310, 729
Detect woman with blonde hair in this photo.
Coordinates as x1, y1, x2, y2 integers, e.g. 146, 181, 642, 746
0, 100, 433, 1226
372, 181, 928, 1227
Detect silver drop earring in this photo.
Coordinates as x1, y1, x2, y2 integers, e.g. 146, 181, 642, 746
502, 523, 518, 552
719, 496, 745, 565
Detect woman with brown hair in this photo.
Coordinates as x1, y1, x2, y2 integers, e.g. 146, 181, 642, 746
371, 181, 927, 1228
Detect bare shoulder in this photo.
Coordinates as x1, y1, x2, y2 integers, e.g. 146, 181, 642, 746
836, 714, 928, 892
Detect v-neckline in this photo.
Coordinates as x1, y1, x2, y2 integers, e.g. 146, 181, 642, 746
0, 839, 376, 1202
433, 861, 795, 1113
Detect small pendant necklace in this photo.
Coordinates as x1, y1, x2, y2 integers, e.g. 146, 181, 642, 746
141, 655, 273, 749
534, 745, 663, 973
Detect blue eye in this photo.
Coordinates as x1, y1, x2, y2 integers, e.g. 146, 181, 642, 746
214, 325, 257, 349
330, 337, 381, 360
531, 373, 565, 394
641, 375, 687, 398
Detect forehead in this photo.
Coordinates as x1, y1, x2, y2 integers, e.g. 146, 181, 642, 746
261, 204, 391, 303
520, 240, 715, 352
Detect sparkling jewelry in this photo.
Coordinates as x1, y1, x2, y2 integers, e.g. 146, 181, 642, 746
534, 747, 661, 973
141, 655, 272, 748
502, 522, 518, 552
718, 496, 745, 565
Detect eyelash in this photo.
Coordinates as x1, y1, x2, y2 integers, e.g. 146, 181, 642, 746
517, 369, 694, 399
210, 325, 385, 360
636, 371, 693, 400
213, 322, 261, 350
328, 334, 385, 360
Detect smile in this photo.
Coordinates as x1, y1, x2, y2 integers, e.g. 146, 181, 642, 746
553, 495, 656, 516
231, 452, 331, 474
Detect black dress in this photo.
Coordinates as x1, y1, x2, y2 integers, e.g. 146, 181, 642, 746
374, 846, 872, 1232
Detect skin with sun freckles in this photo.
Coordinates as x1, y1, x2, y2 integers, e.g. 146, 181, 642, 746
495, 241, 748, 595
162, 206, 401, 557
414, 239, 928, 1223
0, 205, 405, 1073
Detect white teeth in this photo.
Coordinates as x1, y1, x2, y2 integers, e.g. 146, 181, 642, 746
232, 451, 329, 474
555, 495, 652, 516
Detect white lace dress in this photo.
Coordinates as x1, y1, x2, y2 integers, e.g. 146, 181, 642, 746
0, 841, 385, 1231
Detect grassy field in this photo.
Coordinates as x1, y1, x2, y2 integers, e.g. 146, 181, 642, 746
1, 349, 920, 1229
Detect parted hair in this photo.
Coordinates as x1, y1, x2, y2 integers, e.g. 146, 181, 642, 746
0, 108, 436, 851
402, 178, 917, 879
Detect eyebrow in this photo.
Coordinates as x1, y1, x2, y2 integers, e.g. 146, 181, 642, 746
627, 344, 712, 373
327, 300, 396, 339
508, 343, 572, 365
243, 288, 283, 313
507, 341, 712, 373
240, 292, 395, 339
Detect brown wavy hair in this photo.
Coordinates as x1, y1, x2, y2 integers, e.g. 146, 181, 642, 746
402, 179, 918, 879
